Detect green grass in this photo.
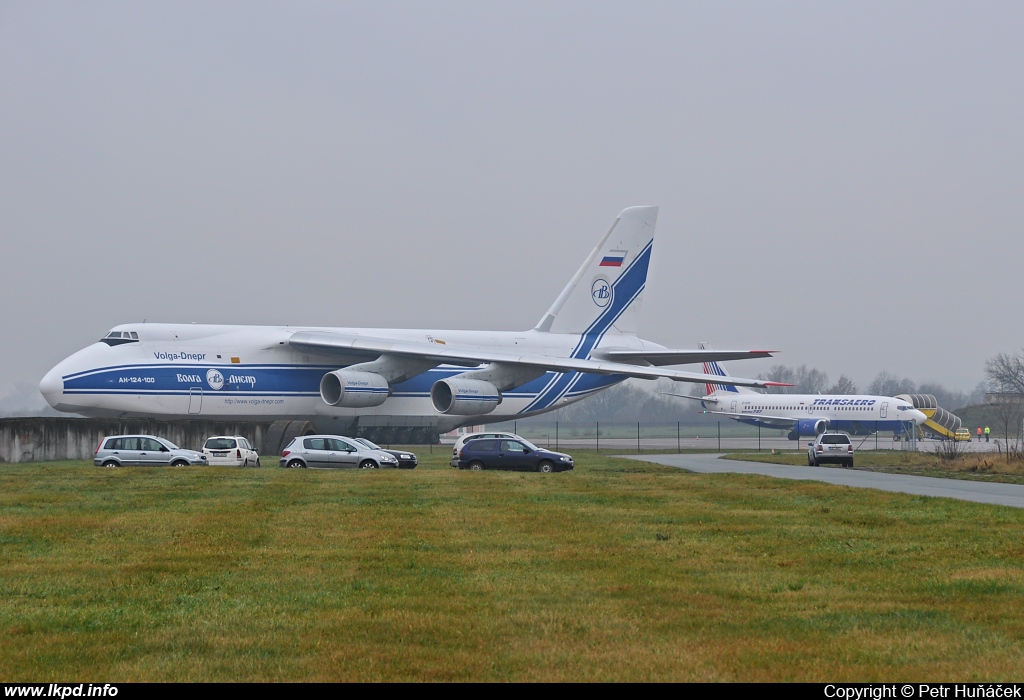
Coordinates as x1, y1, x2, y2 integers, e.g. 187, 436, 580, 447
2, 451, 1024, 681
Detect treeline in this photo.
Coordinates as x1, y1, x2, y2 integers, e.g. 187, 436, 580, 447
756, 364, 985, 411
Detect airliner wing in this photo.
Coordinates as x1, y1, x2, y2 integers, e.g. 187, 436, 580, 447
595, 349, 775, 366
288, 331, 784, 389
702, 409, 797, 427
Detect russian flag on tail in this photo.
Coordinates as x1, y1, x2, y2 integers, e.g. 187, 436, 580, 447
599, 250, 628, 267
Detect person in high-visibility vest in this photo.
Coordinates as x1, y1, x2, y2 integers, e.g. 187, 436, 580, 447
977, 427, 983, 441
985, 426, 991, 442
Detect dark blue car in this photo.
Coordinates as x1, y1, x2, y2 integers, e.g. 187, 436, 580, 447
451, 438, 574, 473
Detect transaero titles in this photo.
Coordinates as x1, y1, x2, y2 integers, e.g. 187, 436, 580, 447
825, 686, 1022, 699
811, 398, 878, 406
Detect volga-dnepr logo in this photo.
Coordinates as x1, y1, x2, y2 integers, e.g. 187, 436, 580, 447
206, 369, 225, 390
591, 277, 611, 308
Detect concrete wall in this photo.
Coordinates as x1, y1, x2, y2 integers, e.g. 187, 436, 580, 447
0, 417, 272, 463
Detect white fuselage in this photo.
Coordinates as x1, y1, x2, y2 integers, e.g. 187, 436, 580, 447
708, 390, 928, 434
40, 323, 657, 431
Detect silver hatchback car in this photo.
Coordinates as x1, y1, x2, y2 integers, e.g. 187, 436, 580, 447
94, 435, 208, 467
279, 435, 400, 469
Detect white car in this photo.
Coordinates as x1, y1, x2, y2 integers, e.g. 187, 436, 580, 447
451, 431, 535, 458
203, 436, 260, 467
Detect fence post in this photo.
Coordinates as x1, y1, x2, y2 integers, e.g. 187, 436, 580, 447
596, 421, 599, 453
677, 421, 680, 453
637, 421, 641, 454
758, 423, 761, 452
718, 421, 721, 452
556, 421, 559, 451
875, 421, 878, 450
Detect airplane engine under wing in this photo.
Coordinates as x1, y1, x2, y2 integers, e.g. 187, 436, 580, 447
795, 418, 830, 436
430, 378, 502, 416
320, 370, 390, 408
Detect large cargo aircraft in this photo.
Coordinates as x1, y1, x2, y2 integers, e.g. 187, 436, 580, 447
40, 206, 782, 438
670, 351, 928, 440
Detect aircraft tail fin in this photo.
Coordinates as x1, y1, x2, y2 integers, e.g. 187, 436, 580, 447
534, 206, 658, 336
700, 343, 759, 396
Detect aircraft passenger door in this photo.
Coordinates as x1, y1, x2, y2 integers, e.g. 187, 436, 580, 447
880, 402, 888, 419
730, 400, 737, 413
188, 387, 202, 415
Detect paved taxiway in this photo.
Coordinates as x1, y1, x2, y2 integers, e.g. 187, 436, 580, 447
626, 453, 1024, 509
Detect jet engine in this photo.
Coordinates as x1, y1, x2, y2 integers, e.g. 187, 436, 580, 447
430, 378, 501, 415
789, 418, 830, 440
320, 370, 389, 408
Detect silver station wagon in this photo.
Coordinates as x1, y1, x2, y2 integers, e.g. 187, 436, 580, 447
279, 435, 400, 469
94, 435, 208, 467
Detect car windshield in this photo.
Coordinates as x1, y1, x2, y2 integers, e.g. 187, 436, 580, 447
358, 438, 382, 450
161, 440, 179, 450
821, 435, 850, 444
206, 438, 237, 450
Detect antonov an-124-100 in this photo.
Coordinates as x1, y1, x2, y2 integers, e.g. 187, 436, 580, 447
40, 206, 783, 441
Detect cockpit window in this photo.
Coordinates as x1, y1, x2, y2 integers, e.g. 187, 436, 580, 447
100, 330, 140, 346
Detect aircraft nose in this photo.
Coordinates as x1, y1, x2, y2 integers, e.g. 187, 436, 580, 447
39, 366, 64, 408
912, 409, 928, 424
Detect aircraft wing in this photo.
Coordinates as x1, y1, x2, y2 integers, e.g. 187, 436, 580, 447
594, 349, 775, 366
701, 409, 798, 427
288, 331, 785, 389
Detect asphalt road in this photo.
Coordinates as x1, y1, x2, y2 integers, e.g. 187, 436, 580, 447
626, 453, 1024, 509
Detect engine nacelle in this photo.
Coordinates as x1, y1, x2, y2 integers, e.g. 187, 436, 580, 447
792, 418, 829, 438
430, 378, 501, 415
320, 370, 389, 408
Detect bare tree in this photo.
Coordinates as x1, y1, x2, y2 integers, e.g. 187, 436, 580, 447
869, 371, 916, 397
985, 351, 1024, 461
827, 375, 858, 394
986, 351, 1024, 395
918, 382, 969, 411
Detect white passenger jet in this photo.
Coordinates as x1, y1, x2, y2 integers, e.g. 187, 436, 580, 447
40, 206, 783, 438
670, 350, 927, 440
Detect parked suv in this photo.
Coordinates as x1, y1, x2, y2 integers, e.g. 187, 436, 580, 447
203, 436, 260, 467
807, 432, 854, 468
94, 435, 208, 467
279, 435, 400, 469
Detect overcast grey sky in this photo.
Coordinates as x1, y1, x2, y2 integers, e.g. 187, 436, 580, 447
2, 1, 1022, 402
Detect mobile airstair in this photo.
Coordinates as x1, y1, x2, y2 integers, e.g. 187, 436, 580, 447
895, 394, 962, 439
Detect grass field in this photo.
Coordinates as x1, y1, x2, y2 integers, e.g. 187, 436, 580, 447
3, 451, 1024, 681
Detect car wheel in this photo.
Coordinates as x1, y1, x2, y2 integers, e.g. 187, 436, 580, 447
807, 454, 813, 466
171, 459, 189, 467
101, 460, 119, 468
256, 458, 261, 468
287, 459, 305, 469
359, 460, 378, 469
811, 457, 819, 467
847, 459, 854, 469
537, 460, 555, 473
469, 461, 484, 471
